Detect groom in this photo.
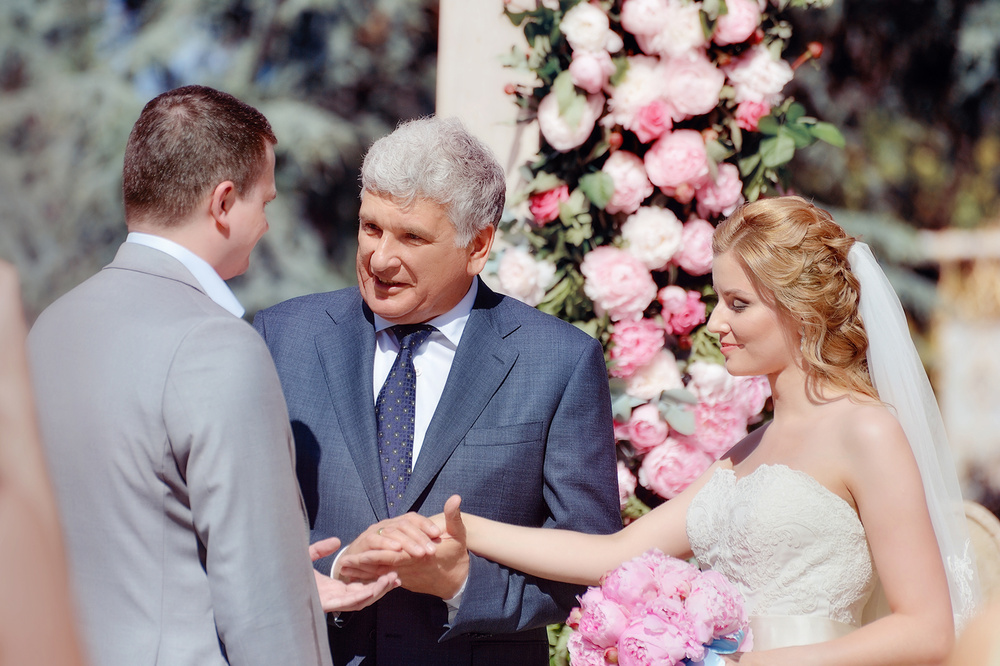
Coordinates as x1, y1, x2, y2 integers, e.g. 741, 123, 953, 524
252, 115, 622, 665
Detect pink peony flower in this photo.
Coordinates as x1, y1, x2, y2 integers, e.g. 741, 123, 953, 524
580, 246, 658, 322
638, 437, 714, 499
578, 586, 632, 648
684, 362, 771, 457
617, 460, 638, 509
687, 361, 770, 415
644, 130, 711, 194
735, 99, 772, 131
672, 218, 715, 276
625, 349, 684, 401
567, 631, 610, 666
496, 247, 556, 307
569, 49, 616, 94
617, 612, 690, 666
527, 184, 570, 225
696, 162, 745, 219
725, 44, 794, 105
602, 150, 655, 215
712, 0, 762, 46
537, 90, 605, 152
627, 403, 670, 453
621, 206, 684, 271
662, 53, 726, 121
609, 318, 665, 378
600, 554, 663, 612
631, 99, 674, 143
686, 570, 749, 641
658, 286, 707, 335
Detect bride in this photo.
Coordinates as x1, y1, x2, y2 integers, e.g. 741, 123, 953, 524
341, 196, 979, 664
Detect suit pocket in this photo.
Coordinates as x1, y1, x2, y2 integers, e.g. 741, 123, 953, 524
463, 421, 544, 446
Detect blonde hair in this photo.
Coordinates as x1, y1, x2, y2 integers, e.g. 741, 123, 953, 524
712, 196, 878, 401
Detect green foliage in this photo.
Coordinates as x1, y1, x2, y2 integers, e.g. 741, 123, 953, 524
0, 0, 439, 319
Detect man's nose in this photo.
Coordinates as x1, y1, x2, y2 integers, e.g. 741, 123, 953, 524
369, 237, 402, 272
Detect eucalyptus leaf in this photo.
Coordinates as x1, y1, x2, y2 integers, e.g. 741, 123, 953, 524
660, 387, 699, 405
579, 171, 615, 209
663, 403, 696, 436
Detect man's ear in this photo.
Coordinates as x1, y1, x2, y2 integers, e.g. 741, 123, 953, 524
209, 181, 238, 238
466, 224, 496, 275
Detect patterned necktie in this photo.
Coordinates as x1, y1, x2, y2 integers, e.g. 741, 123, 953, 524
376, 324, 435, 516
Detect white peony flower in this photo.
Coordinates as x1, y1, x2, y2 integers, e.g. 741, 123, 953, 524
621, 206, 685, 271
537, 90, 605, 152
621, 0, 671, 36
605, 55, 665, 129
636, 0, 706, 58
560, 2, 619, 53
626, 349, 685, 400
602, 150, 654, 215
496, 247, 557, 307
662, 52, 726, 120
725, 45, 794, 105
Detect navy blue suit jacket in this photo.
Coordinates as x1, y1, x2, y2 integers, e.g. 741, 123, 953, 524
253, 281, 621, 665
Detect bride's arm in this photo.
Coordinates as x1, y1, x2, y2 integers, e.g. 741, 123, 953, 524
343, 460, 726, 586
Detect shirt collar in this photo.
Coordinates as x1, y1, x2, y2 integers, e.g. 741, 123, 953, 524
126, 231, 245, 318
372, 277, 479, 348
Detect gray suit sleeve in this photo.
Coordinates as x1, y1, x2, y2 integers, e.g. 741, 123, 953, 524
162, 317, 332, 666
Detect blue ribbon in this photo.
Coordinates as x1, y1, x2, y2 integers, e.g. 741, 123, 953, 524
683, 630, 745, 666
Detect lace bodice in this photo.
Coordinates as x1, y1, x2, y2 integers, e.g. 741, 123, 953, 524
687, 464, 877, 629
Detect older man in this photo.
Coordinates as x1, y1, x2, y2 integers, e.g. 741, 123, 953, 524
252, 115, 621, 665
28, 85, 390, 666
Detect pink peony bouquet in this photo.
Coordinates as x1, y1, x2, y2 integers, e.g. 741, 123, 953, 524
568, 549, 751, 666
491, 0, 839, 511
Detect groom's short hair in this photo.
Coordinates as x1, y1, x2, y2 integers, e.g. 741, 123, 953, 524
122, 85, 276, 227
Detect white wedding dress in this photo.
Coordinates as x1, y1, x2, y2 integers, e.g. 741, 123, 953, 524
687, 464, 879, 651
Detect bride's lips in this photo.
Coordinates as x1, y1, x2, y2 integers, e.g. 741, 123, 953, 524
719, 342, 739, 355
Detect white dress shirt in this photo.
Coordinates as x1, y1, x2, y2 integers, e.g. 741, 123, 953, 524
371, 279, 477, 463
333, 279, 479, 617
126, 232, 245, 318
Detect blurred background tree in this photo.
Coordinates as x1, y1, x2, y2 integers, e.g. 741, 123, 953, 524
0, 0, 440, 318
3, 0, 1000, 505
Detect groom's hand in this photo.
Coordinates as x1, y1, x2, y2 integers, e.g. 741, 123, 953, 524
309, 537, 401, 612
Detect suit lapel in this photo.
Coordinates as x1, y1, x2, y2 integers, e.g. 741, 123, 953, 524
401, 285, 520, 512
313, 298, 389, 520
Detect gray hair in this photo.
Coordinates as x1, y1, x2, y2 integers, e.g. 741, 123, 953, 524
360, 116, 506, 247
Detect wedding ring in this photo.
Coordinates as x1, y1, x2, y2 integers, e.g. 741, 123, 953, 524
378, 528, 384, 536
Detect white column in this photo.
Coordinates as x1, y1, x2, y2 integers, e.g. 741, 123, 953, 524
436, 0, 538, 193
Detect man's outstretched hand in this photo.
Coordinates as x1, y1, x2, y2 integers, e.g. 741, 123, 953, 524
337, 496, 470, 600
308, 537, 400, 613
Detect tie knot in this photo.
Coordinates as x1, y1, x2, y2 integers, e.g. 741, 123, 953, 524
392, 324, 435, 350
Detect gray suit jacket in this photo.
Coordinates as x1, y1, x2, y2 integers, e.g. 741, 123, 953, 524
28, 242, 332, 666
253, 281, 622, 665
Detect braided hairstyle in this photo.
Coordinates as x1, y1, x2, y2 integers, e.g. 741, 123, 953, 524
712, 196, 878, 401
